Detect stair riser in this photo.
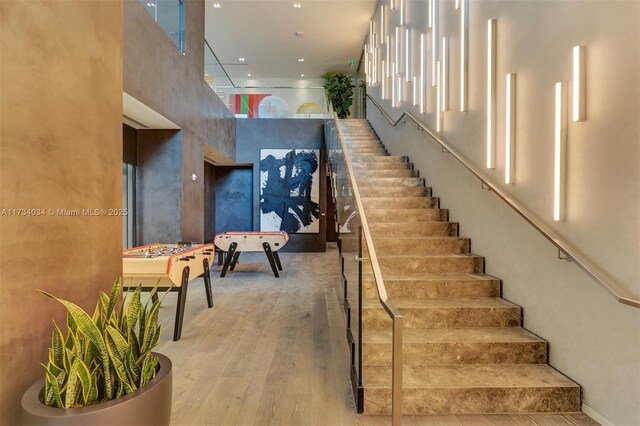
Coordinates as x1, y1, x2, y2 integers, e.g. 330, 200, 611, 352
362, 197, 438, 209
362, 307, 521, 329
353, 162, 412, 170
367, 209, 448, 222
357, 178, 425, 188
356, 170, 417, 178
365, 238, 469, 255
363, 387, 580, 415
354, 156, 408, 163
363, 279, 500, 299
365, 257, 483, 274
370, 223, 458, 237
362, 342, 548, 366
359, 187, 429, 198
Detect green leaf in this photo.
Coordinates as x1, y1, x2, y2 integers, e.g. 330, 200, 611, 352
105, 277, 122, 321
39, 290, 114, 400
51, 321, 65, 368
125, 287, 141, 330
44, 369, 65, 408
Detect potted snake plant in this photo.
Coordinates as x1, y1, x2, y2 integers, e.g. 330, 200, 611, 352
21, 278, 173, 425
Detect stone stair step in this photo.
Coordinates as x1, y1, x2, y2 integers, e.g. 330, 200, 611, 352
363, 254, 484, 274
361, 196, 438, 209
362, 297, 522, 329
353, 155, 408, 163
353, 162, 413, 171
359, 187, 430, 198
369, 222, 457, 237
367, 236, 469, 255
362, 327, 548, 366
362, 272, 500, 299
355, 169, 418, 178
362, 364, 580, 415
356, 177, 425, 187
366, 208, 447, 222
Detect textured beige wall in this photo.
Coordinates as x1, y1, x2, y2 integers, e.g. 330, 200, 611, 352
0, 0, 123, 423
124, 0, 236, 243
367, 0, 639, 423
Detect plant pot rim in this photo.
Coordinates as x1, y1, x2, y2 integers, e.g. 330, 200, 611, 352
21, 352, 171, 418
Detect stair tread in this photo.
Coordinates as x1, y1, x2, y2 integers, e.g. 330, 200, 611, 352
362, 297, 519, 309
363, 327, 545, 344
363, 364, 578, 389
364, 253, 480, 259
362, 272, 498, 281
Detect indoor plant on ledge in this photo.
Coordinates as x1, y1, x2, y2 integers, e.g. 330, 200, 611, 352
322, 72, 355, 119
21, 278, 173, 425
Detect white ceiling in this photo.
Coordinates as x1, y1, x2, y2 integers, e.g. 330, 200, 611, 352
204, 0, 376, 86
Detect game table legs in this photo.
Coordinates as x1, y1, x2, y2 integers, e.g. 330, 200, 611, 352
203, 258, 214, 308
273, 251, 283, 271
229, 251, 241, 271
262, 242, 280, 278
173, 266, 190, 341
220, 242, 238, 277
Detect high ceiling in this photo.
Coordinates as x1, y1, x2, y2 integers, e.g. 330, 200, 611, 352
204, 0, 376, 86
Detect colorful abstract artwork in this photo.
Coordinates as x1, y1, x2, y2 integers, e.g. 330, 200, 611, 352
260, 149, 320, 233
229, 94, 269, 118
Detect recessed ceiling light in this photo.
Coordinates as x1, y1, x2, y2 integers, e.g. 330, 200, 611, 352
238, 57, 245, 62
298, 58, 304, 62
213, 3, 221, 8
293, 3, 302, 8
247, 73, 251, 77
301, 74, 305, 77
146, 2, 156, 6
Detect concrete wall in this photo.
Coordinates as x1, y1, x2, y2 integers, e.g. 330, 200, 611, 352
214, 167, 254, 235
136, 130, 183, 245
366, 1, 639, 423
124, 0, 235, 243
236, 119, 327, 252
0, 1, 123, 422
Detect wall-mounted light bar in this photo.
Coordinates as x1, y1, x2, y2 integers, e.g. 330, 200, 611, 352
395, 27, 401, 75
505, 73, 516, 184
486, 19, 496, 169
369, 21, 374, 47
554, 82, 567, 221
405, 28, 411, 82
431, 0, 439, 87
573, 45, 586, 122
400, 0, 405, 25
374, 47, 378, 83
381, 5, 385, 41
364, 47, 369, 86
441, 37, 449, 111
386, 36, 391, 75
436, 60, 442, 132
391, 63, 397, 107
390, 0, 395, 10
429, 0, 434, 29
460, 0, 468, 111
413, 76, 418, 105
420, 33, 426, 114
382, 60, 387, 100
455, 0, 459, 10
398, 74, 403, 103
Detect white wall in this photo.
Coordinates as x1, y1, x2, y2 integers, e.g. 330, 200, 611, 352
366, 0, 640, 424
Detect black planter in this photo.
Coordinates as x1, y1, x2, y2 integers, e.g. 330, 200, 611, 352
21, 353, 172, 426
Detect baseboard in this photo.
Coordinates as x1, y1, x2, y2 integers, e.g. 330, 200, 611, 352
582, 403, 615, 426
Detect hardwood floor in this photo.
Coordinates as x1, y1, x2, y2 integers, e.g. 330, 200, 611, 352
154, 245, 598, 426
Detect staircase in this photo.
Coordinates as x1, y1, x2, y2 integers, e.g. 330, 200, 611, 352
339, 119, 581, 416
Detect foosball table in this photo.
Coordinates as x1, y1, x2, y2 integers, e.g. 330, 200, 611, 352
122, 242, 215, 341
214, 231, 288, 277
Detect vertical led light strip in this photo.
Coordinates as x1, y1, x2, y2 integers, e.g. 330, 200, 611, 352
436, 61, 442, 132
386, 36, 391, 75
398, 74, 403, 103
455, 0, 459, 9
381, 4, 385, 41
400, 0, 405, 25
460, 0, 468, 111
395, 27, 401, 75
413, 76, 418, 105
365, 47, 369, 86
554, 82, 567, 221
405, 28, 411, 82
382, 60, 387, 100
441, 37, 449, 111
486, 19, 497, 169
420, 33, 426, 114
369, 21, 374, 47
429, 0, 434, 28
374, 47, 378, 83
390, 0, 395, 10
573, 45, 586, 122
392, 63, 397, 107
505, 73, 516, 184
431, 0, 439, 87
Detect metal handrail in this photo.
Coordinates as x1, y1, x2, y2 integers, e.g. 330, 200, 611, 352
330, 112, 403, 425
366, 94, 640, 309
204, 39, 236, 88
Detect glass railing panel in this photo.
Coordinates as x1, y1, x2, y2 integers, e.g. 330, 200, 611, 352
139, 0, 185, 53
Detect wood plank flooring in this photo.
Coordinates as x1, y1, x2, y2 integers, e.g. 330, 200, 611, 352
154, 245, 598, 426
